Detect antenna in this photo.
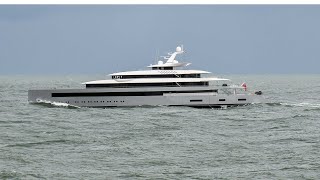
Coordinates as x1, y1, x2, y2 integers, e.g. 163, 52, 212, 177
154, 49, 159, 64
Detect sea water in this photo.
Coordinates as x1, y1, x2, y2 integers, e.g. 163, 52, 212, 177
0, 74, 320, 179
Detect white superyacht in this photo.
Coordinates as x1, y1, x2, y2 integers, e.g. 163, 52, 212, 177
28, 46, 262, 108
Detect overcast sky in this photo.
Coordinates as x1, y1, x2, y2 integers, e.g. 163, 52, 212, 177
0, 5, 319, 74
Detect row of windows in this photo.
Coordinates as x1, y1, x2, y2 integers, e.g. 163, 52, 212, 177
59, 100, 126, 104
151, 67, 173, 70
61, 98, 246, 104
219, 99, 246, 102
111, 74, 201, 79
52, 90, 217, 97
86, 82, 208, 88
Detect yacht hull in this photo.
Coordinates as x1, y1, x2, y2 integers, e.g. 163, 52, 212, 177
28, 87, 260, 108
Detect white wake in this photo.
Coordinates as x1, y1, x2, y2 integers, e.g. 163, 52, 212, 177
35, 99, 80, 108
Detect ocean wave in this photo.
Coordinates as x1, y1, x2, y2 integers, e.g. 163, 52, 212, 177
0, 171, 44, 179
280, 102, 320, 108
5, 139, 70, 148
33, 99, 80, 109
0, 171, 21, 179
266, 102, 320, 109
265, 102, 282, 106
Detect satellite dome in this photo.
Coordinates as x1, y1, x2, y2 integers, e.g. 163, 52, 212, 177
176, 46, 182, 52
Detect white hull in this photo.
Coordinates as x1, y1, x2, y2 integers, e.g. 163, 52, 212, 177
28, 87, 260, 108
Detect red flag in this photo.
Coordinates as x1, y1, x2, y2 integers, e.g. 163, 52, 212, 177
241, 83, 247, 91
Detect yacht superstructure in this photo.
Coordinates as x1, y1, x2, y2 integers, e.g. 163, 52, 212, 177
28, 46, 262, 108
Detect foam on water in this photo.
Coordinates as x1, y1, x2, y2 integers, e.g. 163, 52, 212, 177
35, 99, 80, 108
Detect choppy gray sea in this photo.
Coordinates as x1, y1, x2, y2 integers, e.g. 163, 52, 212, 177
0, 74, 320, 179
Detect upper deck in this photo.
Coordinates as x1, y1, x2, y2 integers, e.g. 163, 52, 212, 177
83, 46, 228, 87
110, 70, 210, 77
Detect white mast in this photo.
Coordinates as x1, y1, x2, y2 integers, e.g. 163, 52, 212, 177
166, 46, 184, 64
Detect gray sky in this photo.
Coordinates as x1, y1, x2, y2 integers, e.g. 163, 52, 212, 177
0, 5, 319, 74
